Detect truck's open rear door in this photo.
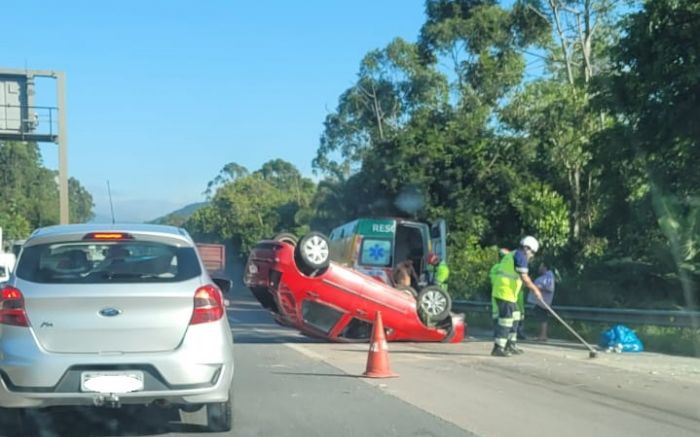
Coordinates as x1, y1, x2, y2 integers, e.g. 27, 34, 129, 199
430, 219, 447, 261
196, 243, 226, 273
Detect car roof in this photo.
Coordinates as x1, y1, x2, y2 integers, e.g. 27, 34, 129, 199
25, 224, 193, 247
338, 217, 428, 227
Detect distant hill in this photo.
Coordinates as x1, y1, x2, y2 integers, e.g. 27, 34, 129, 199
88, 213, 116, 224
149, 202, 209, 226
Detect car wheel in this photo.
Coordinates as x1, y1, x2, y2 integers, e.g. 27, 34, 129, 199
206, 400, 232, 432
294, 232, 330, 274
0, 407, 22, 433
274, 232, 298, 246
179, 403, 204, 413
417, 285, 452, 323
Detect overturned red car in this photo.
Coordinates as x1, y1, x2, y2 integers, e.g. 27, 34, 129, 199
244, 232, 465, 343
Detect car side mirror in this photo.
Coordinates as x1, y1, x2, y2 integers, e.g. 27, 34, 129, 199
213, 277, 232, 295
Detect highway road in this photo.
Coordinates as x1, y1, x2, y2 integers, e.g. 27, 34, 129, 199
1, 285, 699, 437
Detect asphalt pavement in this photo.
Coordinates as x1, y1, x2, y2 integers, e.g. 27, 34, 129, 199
226, 290, 700, 437
229, 301, 471, 437
1, 283, 699, 437
0, 287, 471, 437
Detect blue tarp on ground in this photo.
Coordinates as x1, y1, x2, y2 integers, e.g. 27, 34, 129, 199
599, 324, 644, 352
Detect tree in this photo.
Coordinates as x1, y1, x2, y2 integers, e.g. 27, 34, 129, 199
313, 38, 449, 176
603, 0, 699, 196
185, 160, 316, 256
203, 162, 249, 199
508, 182, 570, 252
522, 0, 621, 84
597, 0, 700, 306
0, 141, 47, 223
311, 0, 571, 293
69, 177, 95, 223
184, 205, 223, 243
419, 0, 549, 104
501, 79, 607, 246
499, 0, 624, 245
0, 141, 94, 232
0, 211, 31, 242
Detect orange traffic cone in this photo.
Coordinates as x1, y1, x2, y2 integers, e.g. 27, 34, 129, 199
363, 311, 398, 378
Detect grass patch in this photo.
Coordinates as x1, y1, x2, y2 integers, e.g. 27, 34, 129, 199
463, 311, 700, 357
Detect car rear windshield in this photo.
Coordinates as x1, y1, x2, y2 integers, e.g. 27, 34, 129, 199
16, 240, 201, 284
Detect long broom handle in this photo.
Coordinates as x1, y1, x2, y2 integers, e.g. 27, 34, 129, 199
539, 300, 596, 352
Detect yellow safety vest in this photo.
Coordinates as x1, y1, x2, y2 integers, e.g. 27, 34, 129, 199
490, 252, 523, 303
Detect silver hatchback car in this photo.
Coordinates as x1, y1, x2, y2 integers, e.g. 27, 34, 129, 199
0, 224, 234, 432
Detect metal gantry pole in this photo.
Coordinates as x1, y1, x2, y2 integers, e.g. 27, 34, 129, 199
1, 68, 70, 223
56, 72, 69, 224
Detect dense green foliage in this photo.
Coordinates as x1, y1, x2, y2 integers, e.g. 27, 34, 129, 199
185, 159, 315, 254
150, 202, 209, 227
182, 0, 698, 309
0, 141, 94, 242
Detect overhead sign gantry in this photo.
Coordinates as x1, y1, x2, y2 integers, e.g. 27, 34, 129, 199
0, 68, 69, 224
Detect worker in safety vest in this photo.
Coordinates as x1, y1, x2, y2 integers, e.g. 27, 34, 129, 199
490, 236, 544, 357
490, 247, 510, 336
516, 274, 527, 340
426, 253, 449, 291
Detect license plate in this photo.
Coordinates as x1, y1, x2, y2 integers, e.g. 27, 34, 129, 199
80, 371, 144, 393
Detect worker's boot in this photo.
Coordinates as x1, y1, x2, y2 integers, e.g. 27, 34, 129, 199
505, 341, 524, 355
491, 344, 512, 357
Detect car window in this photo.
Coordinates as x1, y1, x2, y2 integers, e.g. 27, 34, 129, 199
338, 318, 372, 340
16, 241, 201, 283
359, 239, 392, 267
301, 300, 343, 334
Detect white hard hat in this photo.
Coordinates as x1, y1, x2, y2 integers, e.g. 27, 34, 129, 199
520, 236, 540, 253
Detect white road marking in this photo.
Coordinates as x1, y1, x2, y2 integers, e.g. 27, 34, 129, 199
283, 342, 327, 362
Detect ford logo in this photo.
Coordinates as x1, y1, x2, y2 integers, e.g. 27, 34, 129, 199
99, 308, 122, 317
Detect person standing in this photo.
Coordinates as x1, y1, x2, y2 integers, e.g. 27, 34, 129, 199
490, 247, 510, 335
528, 262, 556, 341
516, 273, 528, 340
490, 236, 544, 357
426, 253, 449, 291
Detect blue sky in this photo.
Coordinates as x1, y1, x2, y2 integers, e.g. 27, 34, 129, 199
2, 0, 425, 222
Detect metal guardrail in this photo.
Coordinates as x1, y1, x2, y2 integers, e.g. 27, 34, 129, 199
453, 301, 700, 329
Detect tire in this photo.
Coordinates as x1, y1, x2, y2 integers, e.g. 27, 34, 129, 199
206, 400, 232, 432
294, 232, 331, 272
0, 408, 22, 435
273, 232, 298, 246
179, 403, 204, 413
417, 285, 452, 323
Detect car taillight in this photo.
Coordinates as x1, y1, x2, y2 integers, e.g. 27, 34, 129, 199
0, 286, 30, 327
190, 285, 225, 325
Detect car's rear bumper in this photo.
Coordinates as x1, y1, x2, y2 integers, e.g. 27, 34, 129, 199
0, 363, 233, 408
0, 323, 234, 408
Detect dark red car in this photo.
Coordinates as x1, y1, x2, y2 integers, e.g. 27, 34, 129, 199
244, 232, 466, 343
